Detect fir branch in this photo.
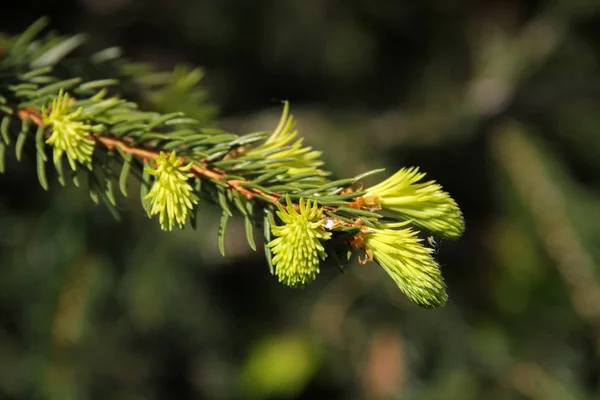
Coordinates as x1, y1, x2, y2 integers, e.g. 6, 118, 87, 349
16, 104, 279, 203
0, 18, 466, 308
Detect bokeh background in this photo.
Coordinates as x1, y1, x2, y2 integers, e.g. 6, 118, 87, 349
2, 0, 600, 399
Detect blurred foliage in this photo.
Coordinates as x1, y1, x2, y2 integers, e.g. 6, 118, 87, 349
240, 334, 321, 398
2, 0, 600, 399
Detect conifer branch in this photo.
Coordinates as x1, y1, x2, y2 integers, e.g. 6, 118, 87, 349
0, 17, 466, 308
17, 104, 279, 203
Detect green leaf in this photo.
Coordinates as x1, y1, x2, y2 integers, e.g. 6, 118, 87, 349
217, 188, 233, 217
91, 47, 122, 63
252, 167, 290, 184
300, 178, 355, 195
88, 171, 120, 220
212, 156, 262, 169
267, 184, 306, 193
34, 78, 82, 97
36, 147, 48, 190
232, 192, 248, 216
229, 131, 269, 146
119, 158, 131, 197
9, 83, 38, 92
0, 142, 6, 173
164, 117, 201, 126
1, 116, 12, 145
189, 179, 202, 231
146, 112, 185, 130
189, 207, 198, 230
71, 169, 81, 188
140, 164, 152, 217
221, 174, 247, 182
218, 211, 230, 256
35, 125, 47, 161
15, 119, 29, 161
352, 168, 386, 182
204, 149, 229, 161
0, 105, 13, 114
28, 76, 57, 84
358, 218, 376, 228
264, 208, 275, 274
52, 151, 66, 186
105, 177, 117, 206
244, 216, 257, 251
194, 176, 202, 194
30, 34, 87, 68
336, 206, 382, 219
8, 17, 49, 60
317, 191, 367, 201
77, 79, 119, 92
19, 66, 53, 80
89, 188, 99, 204
238, 181, 273, 194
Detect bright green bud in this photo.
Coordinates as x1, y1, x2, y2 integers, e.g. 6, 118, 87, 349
362, 167, 465, 239
43, 89, 102, 170
246, 101, 327, 177
364, 222, 447, 308
267, 197, 332, 287
144, 151, 199, 231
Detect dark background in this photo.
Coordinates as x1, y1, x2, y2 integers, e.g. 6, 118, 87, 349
2, 0, 600, 399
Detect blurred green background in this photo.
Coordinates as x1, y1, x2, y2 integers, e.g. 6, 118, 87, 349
2, 0, 600, 399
